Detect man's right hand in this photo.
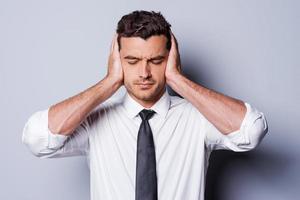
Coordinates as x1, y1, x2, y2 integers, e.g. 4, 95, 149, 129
107, 33, 124, 88
47, 34, 124, 136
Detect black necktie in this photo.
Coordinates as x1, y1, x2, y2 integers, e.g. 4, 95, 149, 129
135, 109, 158, 200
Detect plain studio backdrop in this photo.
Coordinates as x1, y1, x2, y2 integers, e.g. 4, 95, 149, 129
1, 0, 299, 199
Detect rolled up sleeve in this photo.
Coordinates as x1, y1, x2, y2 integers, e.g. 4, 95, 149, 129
22, 107, 91, 158
204, 102, 268, 152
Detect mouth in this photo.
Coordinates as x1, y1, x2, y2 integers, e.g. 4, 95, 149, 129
136, 83, 154, 85
135, 83, 154, 89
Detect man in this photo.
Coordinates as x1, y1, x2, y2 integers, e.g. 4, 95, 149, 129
22, 10, 268, 200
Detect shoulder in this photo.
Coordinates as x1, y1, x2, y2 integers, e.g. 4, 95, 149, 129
169, 95, 197, 113
169, 94, 194, 110
169, 94, 206, 119
84, 96, 123, 124
169, 94, 186, 108
92, 96, 123, 114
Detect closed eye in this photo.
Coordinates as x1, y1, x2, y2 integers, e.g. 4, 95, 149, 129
128, 61, 138, 65
128, 60, 163, 65
126, 58, 139, 65
151, 60, 163, 65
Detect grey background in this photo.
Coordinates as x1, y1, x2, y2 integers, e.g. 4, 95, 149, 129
1, 0, 299, 199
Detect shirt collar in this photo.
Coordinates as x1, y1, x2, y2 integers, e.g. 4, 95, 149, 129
122, 88, 171, 120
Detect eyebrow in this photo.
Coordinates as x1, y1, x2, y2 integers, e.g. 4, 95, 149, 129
124, 55, 165, 61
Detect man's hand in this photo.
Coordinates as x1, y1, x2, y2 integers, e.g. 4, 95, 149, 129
107, 33, 124, 87
165, 31, 182, 84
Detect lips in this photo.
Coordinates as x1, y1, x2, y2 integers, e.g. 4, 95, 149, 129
136, 83, 154, 89
135, 82, 154, 85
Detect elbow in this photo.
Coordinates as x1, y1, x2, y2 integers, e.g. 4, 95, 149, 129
22, 133, 47, 158
228, 112, 268, 153
22, 110, 57, 158
243, 113, 269, 151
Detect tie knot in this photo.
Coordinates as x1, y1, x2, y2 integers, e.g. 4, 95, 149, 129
139, 109, 156, 121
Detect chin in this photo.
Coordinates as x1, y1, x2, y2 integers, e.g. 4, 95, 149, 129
126, 83, 164, 102
132, 90, 157, 101
137, 93, 157, 101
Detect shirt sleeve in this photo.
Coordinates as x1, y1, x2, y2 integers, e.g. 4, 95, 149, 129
204, 102, 268, 152
22, 107, 99, 159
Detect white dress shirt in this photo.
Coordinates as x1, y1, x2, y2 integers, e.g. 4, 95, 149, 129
22, 89, 268, 200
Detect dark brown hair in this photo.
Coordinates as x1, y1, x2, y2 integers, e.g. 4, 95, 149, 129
116, 10, 172, 51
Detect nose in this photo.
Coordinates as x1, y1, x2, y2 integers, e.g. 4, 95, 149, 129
139, 61, 151, 79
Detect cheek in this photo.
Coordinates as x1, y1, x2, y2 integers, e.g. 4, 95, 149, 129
152, 64, 166, 79
122, 66, 136, 84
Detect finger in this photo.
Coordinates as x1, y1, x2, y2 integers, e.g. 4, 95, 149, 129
112, 34, 120, 57
113, 34, 120, 54
170, 31, 179, 55
110, 33, 117, 54
170, 31, 181, 68
172, 33, 179, 52
169, 31, 175, 52
110, 36, 114, 54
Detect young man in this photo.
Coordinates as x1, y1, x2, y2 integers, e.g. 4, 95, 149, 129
22, 10, 268, 200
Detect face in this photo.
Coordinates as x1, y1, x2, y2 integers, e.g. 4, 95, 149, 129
120, 35, 169, 106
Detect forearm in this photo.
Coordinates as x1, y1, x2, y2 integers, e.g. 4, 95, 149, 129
167, 73, 246, 135
48, 76, 121, 135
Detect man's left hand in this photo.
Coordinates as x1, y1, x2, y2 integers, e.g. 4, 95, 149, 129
165, 31, 182, 84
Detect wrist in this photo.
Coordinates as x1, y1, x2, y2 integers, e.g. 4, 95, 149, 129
166, 71, 182, 86
104, 75, 123, 90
